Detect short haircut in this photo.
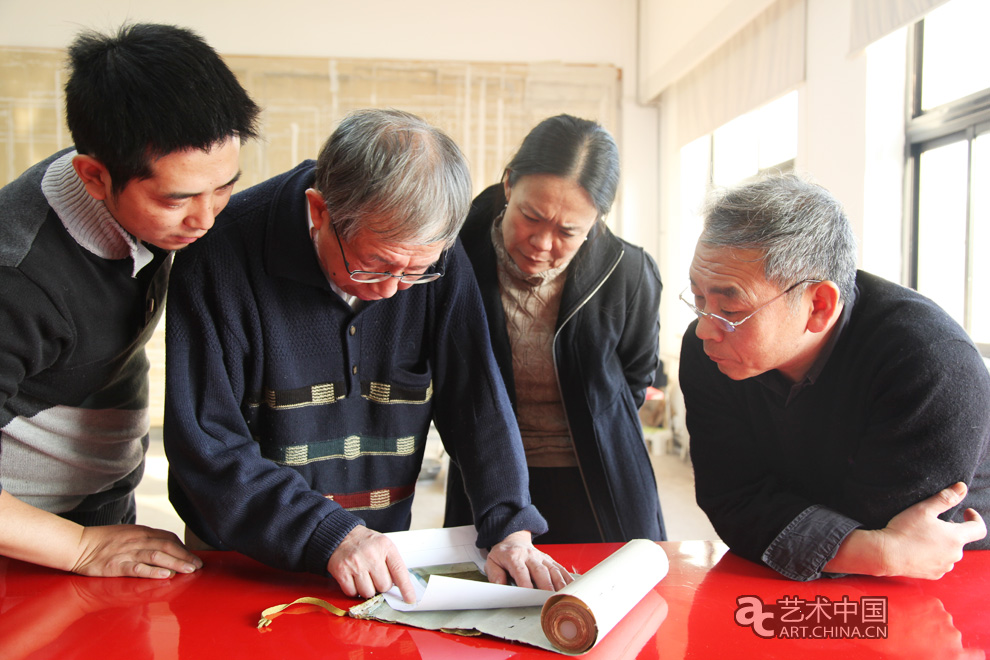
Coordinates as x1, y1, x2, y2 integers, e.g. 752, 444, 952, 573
700, 173, 858, 303
505, 114, 620, 221
313, 109, 471, 248
65, 23, 261, 195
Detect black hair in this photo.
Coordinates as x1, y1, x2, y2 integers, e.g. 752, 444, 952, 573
505, 114, 620, 219
65, 23, 261, 195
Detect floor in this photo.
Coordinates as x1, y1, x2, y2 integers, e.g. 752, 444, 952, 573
137, 428, 719, 543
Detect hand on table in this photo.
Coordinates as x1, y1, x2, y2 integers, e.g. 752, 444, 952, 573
485, 530, 573, 591
327, 525, 416, 603
0, 491, 202, 580
71, 525, 203, 579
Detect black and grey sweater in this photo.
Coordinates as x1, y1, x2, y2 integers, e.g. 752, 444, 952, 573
0, 149, 170, 525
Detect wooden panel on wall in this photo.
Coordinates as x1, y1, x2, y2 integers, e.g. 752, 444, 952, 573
0, 48, 67, 185
1, 47, 620, 195
223, 54, 620, 195
1, 47, 620, 426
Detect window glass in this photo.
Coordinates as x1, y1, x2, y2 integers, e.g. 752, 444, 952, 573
712, 112, 758, 186
908, 0, 990, 355
970, 131, 990, 344
712, 91, 797, 187
756, 91, 798, 170
677, 135, 711, 332
921, 0, 990, 110
916, 140, 968, 323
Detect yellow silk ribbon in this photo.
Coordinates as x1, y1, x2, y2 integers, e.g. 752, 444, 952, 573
257, 597, 347, 629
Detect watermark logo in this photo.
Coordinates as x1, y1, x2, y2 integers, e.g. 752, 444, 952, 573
734, 595, 888, 639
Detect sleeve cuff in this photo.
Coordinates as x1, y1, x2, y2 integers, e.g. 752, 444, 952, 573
304, 510, 364, 576
475, 504, 548, 549
762, 505, 861, 581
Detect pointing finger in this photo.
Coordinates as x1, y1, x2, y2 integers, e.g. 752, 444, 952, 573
385, 553, 416, 604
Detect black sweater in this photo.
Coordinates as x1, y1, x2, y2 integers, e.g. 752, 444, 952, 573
681, 270, 990, 580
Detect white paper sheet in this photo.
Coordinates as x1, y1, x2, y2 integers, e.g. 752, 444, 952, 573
382, 526, 555, 612
385, 525, 488, 570
353, 532, 671, 655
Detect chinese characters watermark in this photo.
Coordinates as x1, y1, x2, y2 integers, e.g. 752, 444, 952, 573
734, 595, 888, 639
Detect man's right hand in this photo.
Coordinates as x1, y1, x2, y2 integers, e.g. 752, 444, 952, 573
326, 525, 416, 603
827, 482, 987, 579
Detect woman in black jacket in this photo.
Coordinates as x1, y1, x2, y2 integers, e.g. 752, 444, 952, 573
444, 115, 665, 542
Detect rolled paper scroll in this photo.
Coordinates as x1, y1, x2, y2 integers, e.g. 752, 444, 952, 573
540, 539, 668, 653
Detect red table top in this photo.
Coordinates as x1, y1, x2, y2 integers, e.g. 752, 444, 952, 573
1, 541, 987, 659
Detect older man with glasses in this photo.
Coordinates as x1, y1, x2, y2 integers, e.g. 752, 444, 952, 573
679, 173, 989, 581
163, 109, 571, 604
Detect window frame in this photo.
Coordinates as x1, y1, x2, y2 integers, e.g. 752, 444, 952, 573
905, 19, 990, 356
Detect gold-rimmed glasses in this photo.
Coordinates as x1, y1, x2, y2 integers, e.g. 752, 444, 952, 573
679, 279, 822, 333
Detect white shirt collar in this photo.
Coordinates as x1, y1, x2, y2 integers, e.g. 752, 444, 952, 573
307, 198, 361, 310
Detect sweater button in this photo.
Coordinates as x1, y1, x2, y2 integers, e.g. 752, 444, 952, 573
349, 325, 356, 336
352, 365, 358, 375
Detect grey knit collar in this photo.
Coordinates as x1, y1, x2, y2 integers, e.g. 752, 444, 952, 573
41, 151, 155, 277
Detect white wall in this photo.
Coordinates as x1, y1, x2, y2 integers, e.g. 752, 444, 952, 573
801, 0, 907, 284
0, 0, 658, 247
639, 0, 776, 102
0, 1, 627, 62
798, 0, 867, 251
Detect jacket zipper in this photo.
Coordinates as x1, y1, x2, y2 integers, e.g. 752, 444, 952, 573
551, 247, 624, 542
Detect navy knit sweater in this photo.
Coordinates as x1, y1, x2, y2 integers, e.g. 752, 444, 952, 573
164, 161, 546, 576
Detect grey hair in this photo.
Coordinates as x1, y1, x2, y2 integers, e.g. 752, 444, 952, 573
313, 108, 472, 247
700, 173, 858, 303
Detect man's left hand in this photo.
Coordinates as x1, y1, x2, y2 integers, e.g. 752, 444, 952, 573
485, 530, 572, 591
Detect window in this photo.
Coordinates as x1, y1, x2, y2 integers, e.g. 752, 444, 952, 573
673, 92, 799, 334
918, 0, 990, 111
906, 0, 990, 354
712, 91, 798, 187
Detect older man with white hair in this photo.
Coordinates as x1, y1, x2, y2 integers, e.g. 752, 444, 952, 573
164, 109, 570, 604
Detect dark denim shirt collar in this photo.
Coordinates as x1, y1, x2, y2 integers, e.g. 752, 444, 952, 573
755, 283, 857, 405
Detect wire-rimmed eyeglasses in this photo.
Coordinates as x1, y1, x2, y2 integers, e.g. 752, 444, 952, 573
332, 224, 445, 284
679, 279, 822, 333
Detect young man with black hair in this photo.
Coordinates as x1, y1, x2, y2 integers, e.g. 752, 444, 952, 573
0, 23, 260, 579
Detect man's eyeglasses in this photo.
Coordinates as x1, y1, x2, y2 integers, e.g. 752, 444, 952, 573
332, 224, 445, 284
679, 279, 822, 333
